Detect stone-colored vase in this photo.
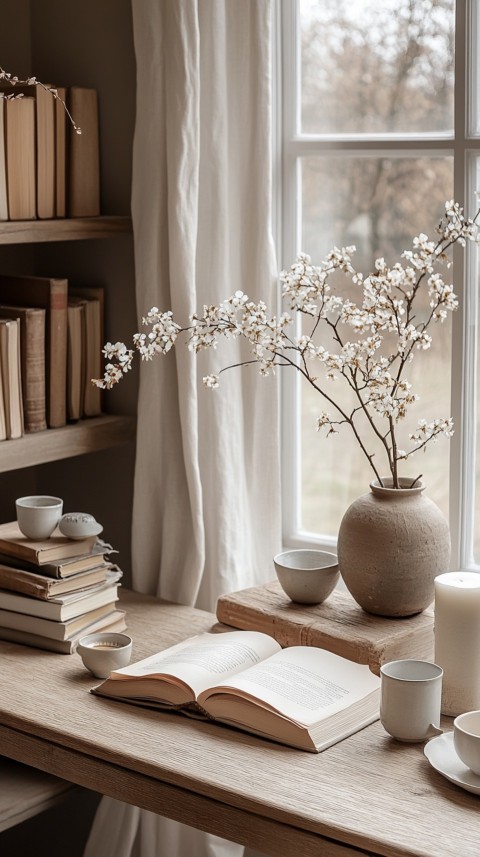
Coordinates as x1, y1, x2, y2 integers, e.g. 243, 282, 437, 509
337, 477, 451, 617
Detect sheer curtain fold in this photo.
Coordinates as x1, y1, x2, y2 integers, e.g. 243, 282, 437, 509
84, 1, 279, 856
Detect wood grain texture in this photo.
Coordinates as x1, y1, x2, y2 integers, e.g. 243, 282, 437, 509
216, 581, 434, 675
0, 757, 77, 831
0, 414, 135, 472
0, 589, 477, 857
0, 216, 132, 244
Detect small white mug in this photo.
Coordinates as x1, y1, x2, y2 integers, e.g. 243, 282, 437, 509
380, 659, 443, 743
16, 495, 63, 540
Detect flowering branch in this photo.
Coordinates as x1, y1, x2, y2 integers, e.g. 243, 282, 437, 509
94, 200, 479, 488
0, 67, 81, 134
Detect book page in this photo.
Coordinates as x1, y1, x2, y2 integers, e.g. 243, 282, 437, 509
199, 646, 380, 726
109, 631, 281, 697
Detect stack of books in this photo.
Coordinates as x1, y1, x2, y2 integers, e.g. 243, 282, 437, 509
0, 520, 126, 654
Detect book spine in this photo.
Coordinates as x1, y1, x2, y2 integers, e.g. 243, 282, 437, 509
36, 84, 55, 219
23, 309, 47, 433
68, 87, 100, 217
55, 87, 67, 218
47, 280, 68, 428
5, 97, 36, 220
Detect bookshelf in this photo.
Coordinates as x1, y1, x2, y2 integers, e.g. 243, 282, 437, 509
0, 414, 135, 472
0, 216, 133, 245
0, 216, 136, 474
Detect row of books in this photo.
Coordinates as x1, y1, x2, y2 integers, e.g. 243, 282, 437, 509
0, 84, 99, 221
0, 519, 126, 654
0, 274, 103, 436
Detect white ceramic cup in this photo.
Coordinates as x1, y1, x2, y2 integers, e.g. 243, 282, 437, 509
77, 632, 133, 679
453, 710, 480, 775
380, 659, 443, 742
273, 549, 339, 604
16, 495, 63, 540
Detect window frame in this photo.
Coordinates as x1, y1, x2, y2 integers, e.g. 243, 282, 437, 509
277, 0, 480, 568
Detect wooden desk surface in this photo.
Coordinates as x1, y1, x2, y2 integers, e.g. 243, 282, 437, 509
0, 589, 478, 857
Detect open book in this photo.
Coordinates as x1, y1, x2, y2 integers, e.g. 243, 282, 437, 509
93, 630, 380, 752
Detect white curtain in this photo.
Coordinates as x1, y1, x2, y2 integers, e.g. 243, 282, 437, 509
84, 1, 280, 857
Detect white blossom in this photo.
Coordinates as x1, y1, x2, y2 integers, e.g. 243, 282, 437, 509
94, 199, 479, 485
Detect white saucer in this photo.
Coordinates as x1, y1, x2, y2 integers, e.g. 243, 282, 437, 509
424, 731, 480, 795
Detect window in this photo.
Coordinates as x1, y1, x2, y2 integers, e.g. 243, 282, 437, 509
278, 0, 480, 567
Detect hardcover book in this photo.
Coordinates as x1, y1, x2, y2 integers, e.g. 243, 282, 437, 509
68, 87, 100, 217
0, 572, 121, 622
216, 582, 435, 676
0, 317, 24, 439
0, 600, 117, 640
1, 82, 55, 218
0, 305, 47, 433
0, 521, 97, 566
93, 630, 380, 753
0, 561, 112, 599
4, 96, 36, 220
0, 542, 110, 578
0, 608, 127, 654
0, 274, 68, 428
54, 86, 67, 217
69, 286, 104, 416
67, 298, 86, 420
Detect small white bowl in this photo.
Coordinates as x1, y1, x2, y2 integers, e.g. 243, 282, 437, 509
77, 632, 132, 679
59, 512, 103, 540
273, 549, 339, 604
454, 710, 480, 775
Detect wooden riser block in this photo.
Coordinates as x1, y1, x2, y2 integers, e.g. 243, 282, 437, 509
216, 581, 434, 675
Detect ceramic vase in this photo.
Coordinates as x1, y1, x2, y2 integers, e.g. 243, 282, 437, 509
337, 477, 451, 617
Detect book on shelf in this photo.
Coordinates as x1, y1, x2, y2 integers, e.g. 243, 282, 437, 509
0, 540, 112, 578
68, 87, 100, 217
4, 96, 36, 220
0, 568, 122, 621
0, 521, 97, 566
0, 317, 24, 439
0, 274, 68, 428
67, 297, 86, 421
0, 560, 114, 599
34, 82, 56, 219
0, 305, 47, 433
54, 86, 67, 218
69, 286, 104, 416
0, 599, 118, 641
0, 81, 56, 219
0, 99, 8, 220
93, 630, 381, 753
0, 608, 127, 654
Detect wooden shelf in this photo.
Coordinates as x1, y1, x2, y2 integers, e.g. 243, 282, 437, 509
0, 414, 135, 472
0, 216, 132, 245
0, 757, 78, 832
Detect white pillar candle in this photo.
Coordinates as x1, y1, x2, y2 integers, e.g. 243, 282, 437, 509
434, 571, 480, 716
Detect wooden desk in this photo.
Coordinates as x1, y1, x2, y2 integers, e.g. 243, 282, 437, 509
0, 589, 477, 857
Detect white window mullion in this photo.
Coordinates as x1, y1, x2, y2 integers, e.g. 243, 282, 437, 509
449, 0, 477, 569
281, 0, 301, 543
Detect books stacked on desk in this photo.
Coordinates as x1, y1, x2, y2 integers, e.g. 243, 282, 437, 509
0, 520, 126, 654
